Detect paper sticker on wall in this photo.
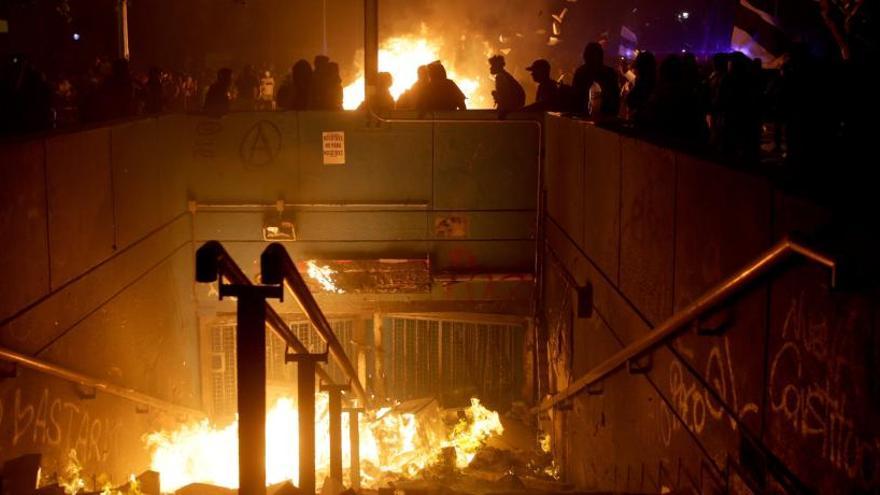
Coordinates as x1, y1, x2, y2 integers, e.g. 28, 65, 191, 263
434, 214, 469, 238
322, 131, 345, 165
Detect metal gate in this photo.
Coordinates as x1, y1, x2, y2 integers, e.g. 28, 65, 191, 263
209, 318, 354, 418
385, 318, 525, 408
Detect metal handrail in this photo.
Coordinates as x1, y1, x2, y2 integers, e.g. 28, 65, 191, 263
0, 345, 204, 418
197, 241, 335, 386
534, 236, 836, 413
262, 243, 367, 404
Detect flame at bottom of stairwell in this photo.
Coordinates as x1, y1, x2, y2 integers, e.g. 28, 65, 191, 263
145, 394, 503, 493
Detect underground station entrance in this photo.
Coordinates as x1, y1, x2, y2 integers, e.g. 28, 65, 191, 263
0, 94, 877, 495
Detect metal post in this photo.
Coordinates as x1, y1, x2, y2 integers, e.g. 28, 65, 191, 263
286, 352, 328, 494
116, 0, 130, 60
320, 383, 350, 485
219, 284, 282, 495
343, 407, 364, 490
322, 0, 328, 55
372, 313, 385, 399
352, 317, 368, 391
363, 0, 379, 103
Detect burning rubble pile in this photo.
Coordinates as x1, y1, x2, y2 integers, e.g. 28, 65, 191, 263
20, 396, 557, 494
145, 395, 557, 493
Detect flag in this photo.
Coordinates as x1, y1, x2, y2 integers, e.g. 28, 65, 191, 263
619, 25, 639, 58
732, 0, 787, 67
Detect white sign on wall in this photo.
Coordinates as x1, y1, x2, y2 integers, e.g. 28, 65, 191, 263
322, 131, 345, 165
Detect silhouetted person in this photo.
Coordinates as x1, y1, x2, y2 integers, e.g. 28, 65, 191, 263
310, 55, 331, 109
258, 70, 275, 110
623, 51, 656, 125
277, 59, 312, 110
100, 58, 137, 120
708, 53, 729, 147
397, 65, 428, 110
181, 74, 198, 111
144, 66, 164, 114
1, 56, 52, 133
572, 42, 620, 119
314, 55, 329, 72
648, 55, 707, 143
236, 65, 260, 109
204, 68, 233, 116
422, 62, 466, 111
776, 44, 836, 168
522, 59, 559, 111
360, 71, 395, 111
489, 55, 525, 113
325, 62, 343, 110
717, 52, 761, 159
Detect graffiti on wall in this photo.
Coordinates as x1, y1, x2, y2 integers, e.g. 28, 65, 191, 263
0, 386, 123, 467
769, 288, 879, 484
192, 120, 222, 160
658, 336, 760, 447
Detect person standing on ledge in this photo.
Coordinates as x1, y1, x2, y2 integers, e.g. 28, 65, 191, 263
572, 42, 620, 119
489, 55, 525, 114
522, 59, 559, 111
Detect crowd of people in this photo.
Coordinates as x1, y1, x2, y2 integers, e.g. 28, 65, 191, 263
481, 41, 869, 167
207, 55, 347, 115
2, 41, 870, 170
0, 55, 209, 134
334, 41, 864, 165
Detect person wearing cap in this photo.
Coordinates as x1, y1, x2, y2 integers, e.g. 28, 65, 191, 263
523, 58, 559, 112
488, 54, 525, 113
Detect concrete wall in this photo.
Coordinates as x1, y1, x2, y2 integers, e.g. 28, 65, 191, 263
0, 116, 197, 480
541, 115, 879, 493
181, 110, 538, 273
180, 110, 539, 317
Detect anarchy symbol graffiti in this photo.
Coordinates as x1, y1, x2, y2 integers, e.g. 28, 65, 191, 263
239, 120, 282, 167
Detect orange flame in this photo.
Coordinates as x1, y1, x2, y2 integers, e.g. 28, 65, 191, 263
144, 394, 502, 492
342, 27, 494, 110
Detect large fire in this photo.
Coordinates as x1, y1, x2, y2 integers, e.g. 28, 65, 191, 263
145, 394, 502, 492
342, 28, 494, 110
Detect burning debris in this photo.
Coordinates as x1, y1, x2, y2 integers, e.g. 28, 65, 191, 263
305, 261, 345, 294
17, 398, 559, 495
24, 450, 159, 495
143, 395, 505, 493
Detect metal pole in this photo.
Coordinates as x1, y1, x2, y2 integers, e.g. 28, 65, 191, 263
0, 345, 203, 419
344, 407, 364, 491
287, 352, 328, 494
363, 0, 379, 103
534, 236, 837, 413
322, 0, 328, 55
220, 285, 281, 495
116, 0, 130, 60
263, 244, 367, 404
372, 313, 385, 399
321, 383, 350, 485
